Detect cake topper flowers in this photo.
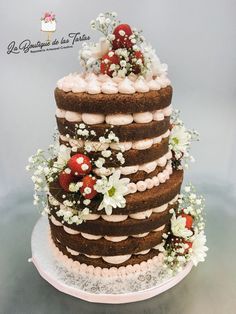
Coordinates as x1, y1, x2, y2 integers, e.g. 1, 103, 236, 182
79, 12, 168, 79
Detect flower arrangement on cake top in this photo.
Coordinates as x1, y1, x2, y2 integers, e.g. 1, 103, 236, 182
79, 12, 167, 80
57, 12, 170, 95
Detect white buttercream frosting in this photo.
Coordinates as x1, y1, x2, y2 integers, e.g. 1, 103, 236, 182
57, 72, 170, 94
63, 226, 80, 235
132, 138, 153, 150
110, 142, 133, 151
105, 113, 133, 125
134, 76, 149, 93
101, 81, 119, 94
72, 77, 87, 93
133, 112, 153, 123
118, 77, 136, 94
65, 111, 82, 122
101, 214, 128, 222
82, 113, 105, 124
50, 215, 62, 226
87, 79, 101, 94
81, 233, 102, 240
102, 255, 132, 264
148, 79, 161, 90
129, 209, 153, 220
104, 235, 128, 242
66, 247, 80, 256
56, 108, 66, 118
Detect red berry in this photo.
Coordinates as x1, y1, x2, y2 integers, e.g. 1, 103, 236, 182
173, 237, 192, 254
67, 153, 92, 176
80, 175, 97, 199
58, 170, 76, 192
100, 51, 120, 76
184, 241, 193, 250
112, 24, 133, 49
181, 213, 193, 229
130, 51, 144, 74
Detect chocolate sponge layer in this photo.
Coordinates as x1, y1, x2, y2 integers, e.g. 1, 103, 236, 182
51, 233, 161, 268
57, 116, 170, 142
49, 219, 167, 256
55, 86, 173, 114
49, 202, 177, 236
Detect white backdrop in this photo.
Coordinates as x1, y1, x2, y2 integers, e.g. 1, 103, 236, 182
1, 0, 236, 200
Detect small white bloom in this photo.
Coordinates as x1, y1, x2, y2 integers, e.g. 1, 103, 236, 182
108, 51, 114, 57
196, 199, 202, 205
95, 157, 105, 168
81, 164, 89, 171
84, 187, 92, 194
184, 186, 191, 193
101, 150, 112, 158
76, 157, 84, 164
120, 60, 126, 67
83, 199, 91, 206
64, 168, 71, 174
119, 30, 125, 36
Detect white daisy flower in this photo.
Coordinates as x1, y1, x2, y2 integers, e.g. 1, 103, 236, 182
95, 170, 130, 215
170, 125, 191, 156
54, 145, 71, 170
190, 231, 208, 266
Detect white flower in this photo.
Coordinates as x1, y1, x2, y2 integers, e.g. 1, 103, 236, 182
54, 145, 71, 170
95, 157, 105, 168
190, 231, 208, 266
170, 124, 191, 156
77, 208, 90, 224
141, 43, 168, 77
184, 186, 191, 193
90, 37, 110, 59
171, 213, 193, 238
95, 170, 130, 215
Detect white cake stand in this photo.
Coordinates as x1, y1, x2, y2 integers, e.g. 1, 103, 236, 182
30, 217, 193, 304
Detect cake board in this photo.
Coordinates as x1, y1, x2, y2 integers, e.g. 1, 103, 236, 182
30, 217, 193, 304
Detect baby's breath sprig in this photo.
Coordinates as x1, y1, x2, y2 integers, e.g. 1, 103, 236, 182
90, 12, 119, 37
26, 140, 69, 214
169, 109, 199, 170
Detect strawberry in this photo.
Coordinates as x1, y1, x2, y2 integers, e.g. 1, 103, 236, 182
80, 175, 97, 199
180, 213, 193, 229
184, 241, 193, 250
100, 51, 120, 76
58, 170, 76, 192
67, 153, 91, 176
112, 24, 133, 49
130, 50, 144, 74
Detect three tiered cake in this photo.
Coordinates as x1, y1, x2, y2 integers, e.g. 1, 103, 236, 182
28, 12, 207, 280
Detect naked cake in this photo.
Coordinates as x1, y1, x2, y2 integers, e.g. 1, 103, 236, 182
28, 12, 207, 278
